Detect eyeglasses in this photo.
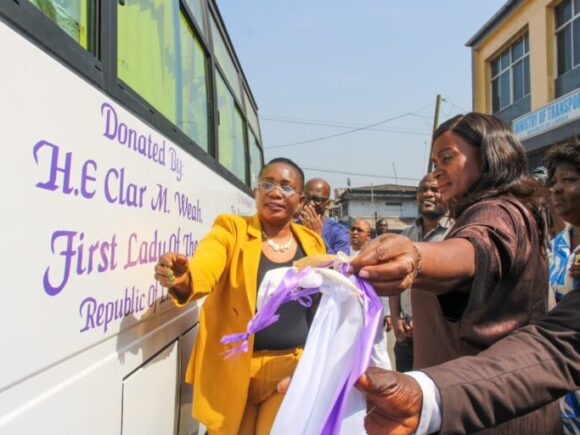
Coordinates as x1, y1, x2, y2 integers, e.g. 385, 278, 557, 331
350, 226, 368, 233
305, 195, 328, 205
257, 181, 298, 197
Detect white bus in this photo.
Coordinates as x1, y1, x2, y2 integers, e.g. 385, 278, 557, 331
0, 1, 263, 433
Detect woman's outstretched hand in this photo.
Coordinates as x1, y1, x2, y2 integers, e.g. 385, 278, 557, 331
349, 234, 422, 296
356, 367, 422, 435
154, 253, 191, 298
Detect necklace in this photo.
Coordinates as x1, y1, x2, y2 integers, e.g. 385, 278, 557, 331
262, 231, 293, 252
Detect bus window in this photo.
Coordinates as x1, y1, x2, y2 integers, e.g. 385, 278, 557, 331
28, 0, 93, 49
184, 0, 205, 36
209, 13, 241, 103
179, 13, 210, 151
245, 89, 262, 144
217, 72, 246, 181
248, 129, 263, 188
117, 0, 209, 152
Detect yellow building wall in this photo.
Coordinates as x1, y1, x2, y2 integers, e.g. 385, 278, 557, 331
471, 0, 556, 113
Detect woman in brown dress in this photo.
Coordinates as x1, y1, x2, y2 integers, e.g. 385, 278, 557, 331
351, 112, 561, 434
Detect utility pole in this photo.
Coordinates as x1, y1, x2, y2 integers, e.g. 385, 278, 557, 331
391, 162, 399, 185
427, 94, 442, 172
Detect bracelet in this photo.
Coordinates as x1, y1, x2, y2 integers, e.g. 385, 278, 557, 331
411, 244, 423, 275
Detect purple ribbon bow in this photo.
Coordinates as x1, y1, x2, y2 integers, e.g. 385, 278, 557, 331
221, 267, 320, 358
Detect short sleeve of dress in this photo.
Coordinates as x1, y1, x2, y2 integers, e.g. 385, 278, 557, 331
442, 198, 529, 318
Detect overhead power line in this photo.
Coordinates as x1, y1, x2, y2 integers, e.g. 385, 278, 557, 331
440, 97, 470, 116
261, 116, 430, 135
302, 166, 420, 182
262, 113, 431, 125
264, 102, 435, 149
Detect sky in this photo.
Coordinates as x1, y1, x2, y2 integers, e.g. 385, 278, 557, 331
216, 1, 507, 189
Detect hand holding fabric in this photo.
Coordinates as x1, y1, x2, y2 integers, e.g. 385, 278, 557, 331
350, 234, 421, 296
356, 367, 422, 435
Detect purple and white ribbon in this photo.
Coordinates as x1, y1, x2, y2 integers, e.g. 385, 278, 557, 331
221, 260, 383, 434
220, 267, 321, 358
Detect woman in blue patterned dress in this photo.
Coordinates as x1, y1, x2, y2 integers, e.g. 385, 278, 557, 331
548, 141, 580, 434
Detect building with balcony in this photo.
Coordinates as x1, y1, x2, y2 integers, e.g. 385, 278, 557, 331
467, 0, 580, 168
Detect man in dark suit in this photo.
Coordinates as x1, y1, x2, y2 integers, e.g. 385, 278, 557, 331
357, 287, 580, 434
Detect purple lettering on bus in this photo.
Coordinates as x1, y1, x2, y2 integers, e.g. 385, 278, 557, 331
100, 102, 168, 169
44, 230, 118, 296
43, 230, 76, 296
33, 140, 74, 194
101, 102, 118, 140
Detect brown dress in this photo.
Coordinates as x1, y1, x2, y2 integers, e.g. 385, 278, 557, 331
412, 196, 561, 434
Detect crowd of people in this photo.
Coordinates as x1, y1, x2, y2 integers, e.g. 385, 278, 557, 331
154, 112, 580, 434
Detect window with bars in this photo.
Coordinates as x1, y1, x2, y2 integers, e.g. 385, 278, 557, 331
490, 34, 530, 113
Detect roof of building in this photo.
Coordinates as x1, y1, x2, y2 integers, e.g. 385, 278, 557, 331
345, 183, 417, 193
466, 0, 523, 48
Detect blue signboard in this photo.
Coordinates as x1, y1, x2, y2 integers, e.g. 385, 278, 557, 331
513, 88, 580, 140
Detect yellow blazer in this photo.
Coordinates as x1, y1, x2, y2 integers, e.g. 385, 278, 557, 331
172, 213, 325, 434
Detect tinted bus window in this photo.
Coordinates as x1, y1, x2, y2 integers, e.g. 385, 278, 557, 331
248, 129, 263, 188
117, 0, 209, 151
217, 73, 246, 181
210, 13, 241, 102
29, 0, 93, 49
244, 89, 261, 143
184, 0, 205, 35
179, 13, 210, 151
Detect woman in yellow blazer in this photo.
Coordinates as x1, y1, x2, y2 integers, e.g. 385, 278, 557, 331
155, 158, 326, 435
